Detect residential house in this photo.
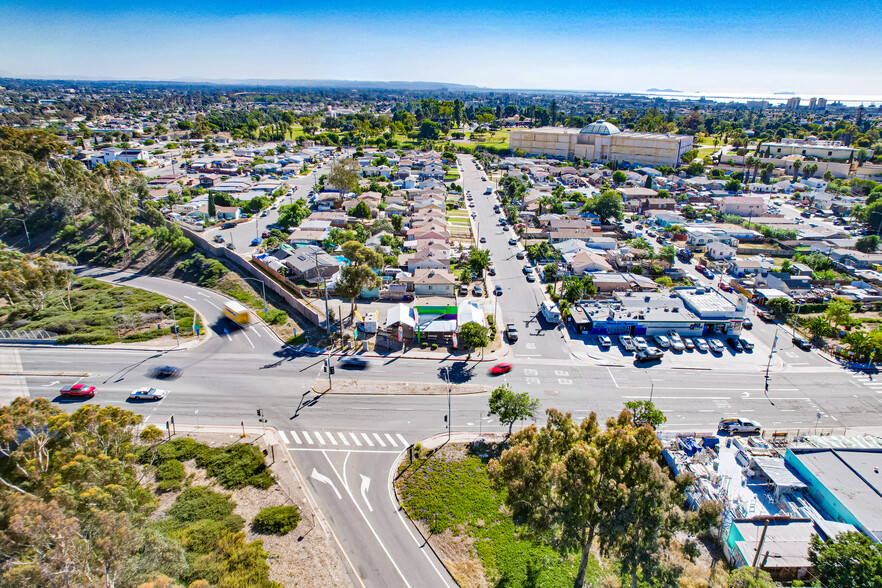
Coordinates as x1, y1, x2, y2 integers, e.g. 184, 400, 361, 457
706, 240, 737, 260
409, 269, 456, 296
566, 250, 614, 274
719, 196, 764, 217
284, 245, 341, 283
214, 206, 241, 220
828, 249, 882, 270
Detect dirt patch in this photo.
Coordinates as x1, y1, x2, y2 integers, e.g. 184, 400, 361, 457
314, 378, 488, 395
148, 431, 354, 588
419, 523, 488, 588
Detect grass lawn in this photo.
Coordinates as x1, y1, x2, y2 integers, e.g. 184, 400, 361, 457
444, 172, 460, 181
396, 445, 596, 587
285, 126, 307, 140
695, 147, 717, 159
0, 277, 197, 345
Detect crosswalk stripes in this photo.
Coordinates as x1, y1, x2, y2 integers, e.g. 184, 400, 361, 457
286, 430, 411, 449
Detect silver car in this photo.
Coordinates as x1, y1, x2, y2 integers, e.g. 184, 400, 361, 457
695, 338, 709, 352
129, 387, 168, 401
633, 337, 649, 351
707, 339, 724, 354
654, 335, 671, 349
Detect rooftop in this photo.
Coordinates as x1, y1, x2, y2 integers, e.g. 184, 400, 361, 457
580, 120, 621, 135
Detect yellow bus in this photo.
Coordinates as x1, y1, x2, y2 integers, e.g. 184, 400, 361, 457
223, 300, 250, 326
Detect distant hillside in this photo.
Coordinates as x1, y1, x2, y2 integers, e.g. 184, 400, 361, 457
170, 77, 483, 91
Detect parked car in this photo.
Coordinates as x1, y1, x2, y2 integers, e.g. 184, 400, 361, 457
459, 285, 468, 296
654, 335, 671, 349
473, 285, 483, 296
250, 238, 261, 246
695, 338, 709, 352
490, 363, 512, 375
505, 324, 518, 342
226, 242, 235, 250
129, 387, 168, 401
222, 222, 236, 229
598, 335, 612, 348
488, 266, 496, 276
635, 347, 664, 363
792, 336, 812, 350
508, 238, 518, 246
670, 337, 685, 352
718, 418, 762, 434
213, 235, 225, 243
633, 337, 649, 351
759, 311, 776, 322
340, 357, 369, 369
261, 231, 271, 239
479, 237, 486, 243
695, 264, 707, 272
619, 335, 636, 352
525, 273, 536, 282
683, 338, 695, 351
516, 251, 526, 260
707, 339, 724, 354
522, 265, 532, 274
727, 337, 744, 352
738, 337, 755, 351
494, 285, 503, 296
742, 317, 753, 329
60, 384, 96, 398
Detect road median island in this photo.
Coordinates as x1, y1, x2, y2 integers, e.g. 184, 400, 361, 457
312, 378, 489, 396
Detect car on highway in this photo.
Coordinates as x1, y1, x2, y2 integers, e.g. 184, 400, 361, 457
340, 358, 369, 370
525, 273, 536, 282
494, 285, 503, 296
792, 336, 812, 350
490, 363, 512, 375
683, 337, 695, 351
707, 339, 724, 354
654, 335, 671, 349
473, 285, 483, 296
129, 387, 168, 401
598, 335, 612, 348
508, 238, 518, 246
505, 324, 518, 342
151, 365, 182, 379
60, 384, 96, 398
718, 418, 762, 435
479, 237, 486, 243
738, 337, 755, 351
727, 337, 744, 352
619, 335, 636, 352
742, 317, 753, 329
694, 338, 709, 352
635, 347, 664, 363
633, 336, 649, 351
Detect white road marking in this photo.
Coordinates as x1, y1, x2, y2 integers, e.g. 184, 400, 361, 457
338, 432, 350, 445
302, 431, 313, 444
524, 368, 538, 376
184, 295, 196, 301
554, 370, 569, 376
607, 367, 620, 388
526, 377, 541, 385
325, 432, 338, 445
310, 468, 342, 499
290, 430, 301, 444
204, 299, 221, 310
314, 431, 326, 444
278, 430, 289, 444
396, 433, 408, 446
198, 292, 210, 298
384, 433, 396, 446
361, 433, 374, 446
558, 378, 573, 385
373, 433, 386, 447
360, 474, 373, 512
350, 432, 362, 446
253, 328, 262, 338
241, 330, 255, 348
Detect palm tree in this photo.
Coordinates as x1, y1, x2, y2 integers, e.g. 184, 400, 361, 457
792, 159, 802, 182
744, 157, 757, 184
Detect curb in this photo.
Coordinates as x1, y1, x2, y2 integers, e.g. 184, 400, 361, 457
292, 345, 511, 364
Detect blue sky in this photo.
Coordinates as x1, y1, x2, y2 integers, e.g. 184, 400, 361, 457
2, 0, 880, 96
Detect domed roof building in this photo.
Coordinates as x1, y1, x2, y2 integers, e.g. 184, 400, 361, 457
580, 120, 621, 135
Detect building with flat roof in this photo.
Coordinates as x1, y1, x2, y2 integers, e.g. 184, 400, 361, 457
759, 137, 858, 161
510, 121, 693, 167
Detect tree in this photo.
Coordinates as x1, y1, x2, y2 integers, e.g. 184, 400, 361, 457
560, 275, 595, 303
825, 298, 853, 329
585, 190, 624, 224
856, 234, 880, 253
0, 248, 76, 312
544, 263, 559, 285
766, 297, 793, 316
643, 175, 653, 189
276, 199, 310, 228
659, 244, 676, 264
727, 567, 776, 588
823, 170, 834, 182
390, 214, 404, 233
458, 321, 488, 352
327, 157, 360, 198
806, 315, 835, 340
809, 531, 882, 588
468, 247, 490, 279
208, 193, 216, 218
681, 203, 697, 220
685, 160, 705, 176
351, 201, 372, 219
623, 400, 665, 428
488, 384, 540, 436
612, 170, 627, 184
341, 241, 383, 269
488, 409, 664, 588
335, 264, 381, 318
792, 159, 802, 181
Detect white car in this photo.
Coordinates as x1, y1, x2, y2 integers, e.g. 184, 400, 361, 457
695, 338, 709, 352
718, 418, 762, 434
707, 339, 724, 354
633, 337, 649, 351
654, 335, 671, 349
598, 335, 612, 348
670, 338, 685, 352
129, 387, 168, 401
619, 335, 636, 352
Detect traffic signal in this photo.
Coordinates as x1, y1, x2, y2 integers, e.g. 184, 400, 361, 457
329, 366, 335, 375
256, 409, 263, 417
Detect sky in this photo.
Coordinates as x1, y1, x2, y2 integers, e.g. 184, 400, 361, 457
2, 0, 881, 97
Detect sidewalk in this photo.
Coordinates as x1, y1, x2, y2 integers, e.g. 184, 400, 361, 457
290, 341, 511, 363
0, 333, 209, 353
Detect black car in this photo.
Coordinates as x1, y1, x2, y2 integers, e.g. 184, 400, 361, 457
152, 365, 182, 379
742, 317, 753, 329
339, 358, 369, 369
792, 336, 812, 351
727, 338, 744, 352
738, 337, 755, 351
222, 222, 236, 229
494, 285, 503, 296
635, 347, 664, 363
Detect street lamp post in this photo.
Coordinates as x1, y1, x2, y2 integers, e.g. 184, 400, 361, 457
241, 277, 268, 316
645, 368, 655, 402
792, 301, 804, 336
443, 367, 452, 442
161, 303, 179, 347
9, 217, 30, 246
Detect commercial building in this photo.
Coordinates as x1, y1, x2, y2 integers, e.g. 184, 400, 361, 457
567, 287, 747, 337
509, 120, 693, 167
719, 196, 765, 217
758, 137, 858, 161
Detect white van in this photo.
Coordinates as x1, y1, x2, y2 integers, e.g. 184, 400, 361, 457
540, 300, 561, 324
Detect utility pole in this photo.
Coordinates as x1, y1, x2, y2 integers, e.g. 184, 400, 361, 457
765, 330, 778, 393
161, 303, 179, 347
308, 249, 331, 334
792, 301, 803, 336
444, 367, 452, 441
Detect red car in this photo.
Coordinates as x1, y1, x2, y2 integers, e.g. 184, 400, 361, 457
694, 264, 707, 272
490, 363, 513, 376
60, 384, 96, 398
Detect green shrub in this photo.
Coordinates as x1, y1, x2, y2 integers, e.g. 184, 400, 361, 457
196, 443, 275, 490
431, 343, 438, 350
286, 332, 307, 345
56, 332, 116, 345
178, 253, 228, 287
252, 505, 300, 535
154, 437, 210, 463
180, 518, 244, 554
258, 308, 287, 325
156, 458, 185, 492
168, 486, 239, 523
55, 224, 79, 242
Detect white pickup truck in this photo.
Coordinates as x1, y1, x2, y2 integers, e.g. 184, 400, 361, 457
718, 418, 762, 434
